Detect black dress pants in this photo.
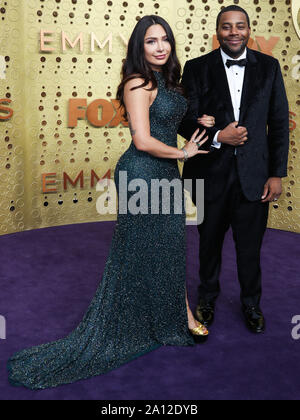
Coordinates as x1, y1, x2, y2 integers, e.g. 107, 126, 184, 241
197, 156, 269, 307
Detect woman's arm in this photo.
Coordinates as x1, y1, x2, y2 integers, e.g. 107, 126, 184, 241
124, 78, 185, 160
178, 61, 218, 147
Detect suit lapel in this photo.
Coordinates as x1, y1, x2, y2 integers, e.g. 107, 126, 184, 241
210, 49, 235, 122
239, 48, 259, 124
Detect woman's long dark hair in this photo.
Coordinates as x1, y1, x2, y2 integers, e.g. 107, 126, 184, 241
117, 15, 184, 119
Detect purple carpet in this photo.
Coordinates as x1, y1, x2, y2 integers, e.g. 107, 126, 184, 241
0, 221, 299, 400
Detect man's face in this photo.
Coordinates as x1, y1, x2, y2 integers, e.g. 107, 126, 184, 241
217, 11, 251, 58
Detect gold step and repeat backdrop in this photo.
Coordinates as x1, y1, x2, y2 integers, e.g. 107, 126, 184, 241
0, 0, 299, 235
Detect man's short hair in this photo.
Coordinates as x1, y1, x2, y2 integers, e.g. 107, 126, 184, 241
216, 5, 251, 30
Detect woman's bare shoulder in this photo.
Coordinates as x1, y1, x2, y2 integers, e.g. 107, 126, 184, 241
124, 74, 153, 92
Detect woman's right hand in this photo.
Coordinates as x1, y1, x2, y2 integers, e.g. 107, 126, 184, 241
183, 128, 209, 159
197, 114, 215, 128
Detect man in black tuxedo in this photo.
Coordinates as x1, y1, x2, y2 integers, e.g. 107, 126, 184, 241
178, 5, 289, 333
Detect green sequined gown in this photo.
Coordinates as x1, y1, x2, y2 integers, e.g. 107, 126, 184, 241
7, 72, 195, 390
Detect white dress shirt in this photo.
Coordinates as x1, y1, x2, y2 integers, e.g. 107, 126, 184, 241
212, 48, 247, 149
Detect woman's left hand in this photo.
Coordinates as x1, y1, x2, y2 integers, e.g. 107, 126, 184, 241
197, 114, 215, 128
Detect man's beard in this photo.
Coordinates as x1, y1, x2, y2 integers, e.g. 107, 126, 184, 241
220, 39, 248, 59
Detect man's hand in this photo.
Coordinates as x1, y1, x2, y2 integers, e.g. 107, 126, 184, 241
261, 178, 282, 203
218, 122, 248, 146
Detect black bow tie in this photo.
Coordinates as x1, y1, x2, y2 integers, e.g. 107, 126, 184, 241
226, 58, 247, 68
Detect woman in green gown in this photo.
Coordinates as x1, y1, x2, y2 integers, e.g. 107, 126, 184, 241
7, 15, 215, 390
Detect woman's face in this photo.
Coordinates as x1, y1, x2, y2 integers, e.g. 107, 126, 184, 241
144, 24, 171, 71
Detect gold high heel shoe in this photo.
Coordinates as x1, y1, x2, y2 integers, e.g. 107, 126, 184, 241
189, 320, 209, 343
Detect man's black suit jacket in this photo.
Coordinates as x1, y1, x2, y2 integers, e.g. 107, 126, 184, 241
178, 48, 290, 202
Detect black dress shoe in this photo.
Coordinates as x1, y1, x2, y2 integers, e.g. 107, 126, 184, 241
195, 300, 215, 327
242, 305, 265, 333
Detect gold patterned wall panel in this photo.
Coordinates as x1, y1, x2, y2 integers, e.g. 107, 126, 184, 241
0, 0, 299, 235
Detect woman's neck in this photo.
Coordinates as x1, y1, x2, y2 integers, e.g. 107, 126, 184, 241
150, 65, 163, 72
